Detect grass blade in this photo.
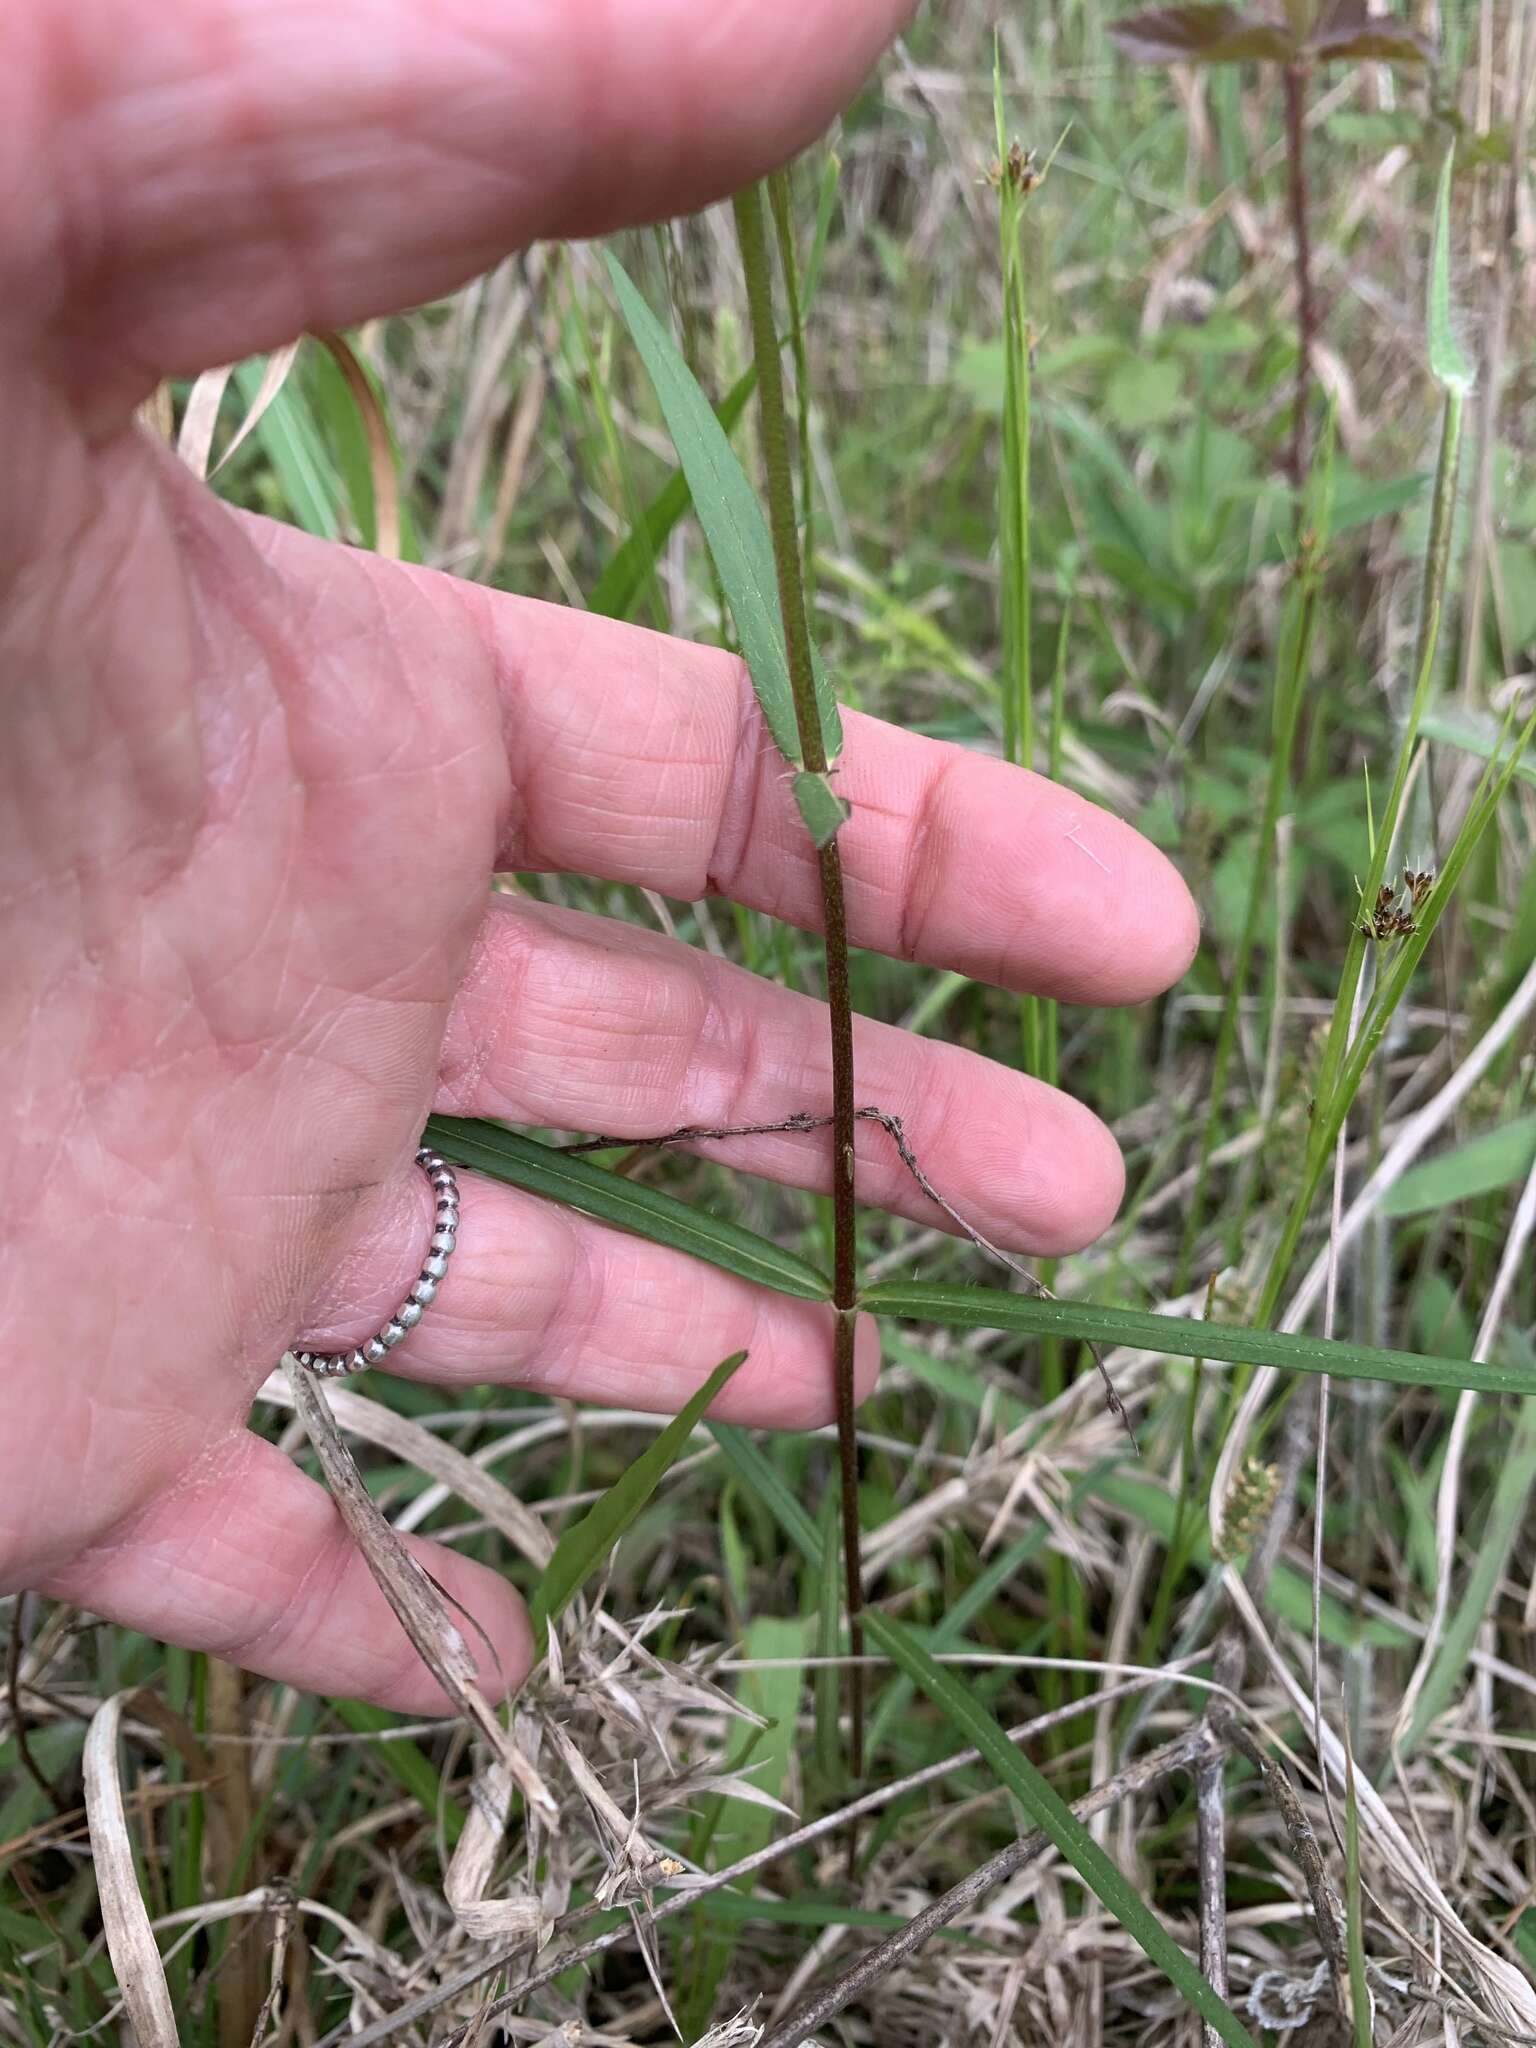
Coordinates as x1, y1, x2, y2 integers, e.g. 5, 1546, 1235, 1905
233, 353, 341, 539
604, 250, 842, 767
864, 1611, 1258, 2048
862, 1281, 1536, 1397
707, 1424, 824, 1566
531, 1351, 749, 1644
426, 1117, 831, 1301
589, 367, 757, 620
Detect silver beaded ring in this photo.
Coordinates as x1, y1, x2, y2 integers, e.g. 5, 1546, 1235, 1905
292, 1147, 460, 1378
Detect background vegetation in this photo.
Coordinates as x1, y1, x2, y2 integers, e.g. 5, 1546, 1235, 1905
4, 1, 1536, 2042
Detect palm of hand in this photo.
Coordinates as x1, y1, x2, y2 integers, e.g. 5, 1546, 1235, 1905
1, 0, 1196, 1711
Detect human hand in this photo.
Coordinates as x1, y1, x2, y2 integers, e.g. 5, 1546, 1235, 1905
1, 0, 1197, 1711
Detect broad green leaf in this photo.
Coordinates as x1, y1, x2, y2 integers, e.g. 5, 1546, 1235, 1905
605, 252, 842, 767
1110, 4, 1296, 63
862, 1282, 1536, 1397
792, 769, 851, 847
1428, 147, 1475, 394
1381, 1117, 1536, 1218
865, 1611, 1258, 2048
531, 1351, 748, 1643
426, 1117, 831, 1302
588, 367, 756, 620
1105, 357, 1183, 431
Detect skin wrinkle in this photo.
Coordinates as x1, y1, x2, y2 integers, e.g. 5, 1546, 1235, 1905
440, 895, 1125, 1254
894, 744, 962, 966
704, 663, 770, 905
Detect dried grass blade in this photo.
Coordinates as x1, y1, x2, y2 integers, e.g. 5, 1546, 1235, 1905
82, 1690, 180, 2048
176, 364, 234, 478
443, 1760, 542, 1940
255, 1369, 553, 1568
211, 340, 303, 476
282, 1357, 558, 1827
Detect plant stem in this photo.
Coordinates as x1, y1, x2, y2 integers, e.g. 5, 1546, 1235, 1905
1178, 557, 1319, 1286
768, 170, 815, 618
733, 181, 865, 1777
1282, 63, 1316, 484
1256, 388, 1466, 1328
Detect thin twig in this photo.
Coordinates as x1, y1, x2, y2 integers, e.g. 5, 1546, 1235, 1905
1196, 1636, 1244, 2048
566, 1104, 1134, 1443
1223, 1720, 1350, 2009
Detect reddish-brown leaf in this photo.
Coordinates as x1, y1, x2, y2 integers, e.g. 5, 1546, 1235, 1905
1109, 3, 1298, 62
1307, 1, 1431, 63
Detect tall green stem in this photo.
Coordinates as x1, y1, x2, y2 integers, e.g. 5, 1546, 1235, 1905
1256, 390, 1464, 1329
1178, 557, 1319, 1288
734, 183, 865, 1776
993, 80, 1039, 1079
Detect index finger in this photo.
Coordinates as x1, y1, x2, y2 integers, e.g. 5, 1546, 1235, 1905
13, 0, 910, 413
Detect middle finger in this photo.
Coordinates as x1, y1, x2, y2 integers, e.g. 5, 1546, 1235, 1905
437, 894, 1125, 1258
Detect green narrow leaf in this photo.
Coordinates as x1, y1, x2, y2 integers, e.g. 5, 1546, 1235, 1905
234, 358, 342, 539
802, 149, 842, 307
604, 251, 842, 766
681, 1614, 809, 2033
864, 1611, 1258, 2048
1427, 146, 1475, 394
426, 1117, 831, 1302
589, 368, 757, 619
862, 1282, 1536, 1397
792, 769, 851, 847
531, 1350, 749, 1643
307, 343, 421, 563
707, 1424, 824, 1565
867, 1515, 1072, 1761
1342, 1723, 1372, 2046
